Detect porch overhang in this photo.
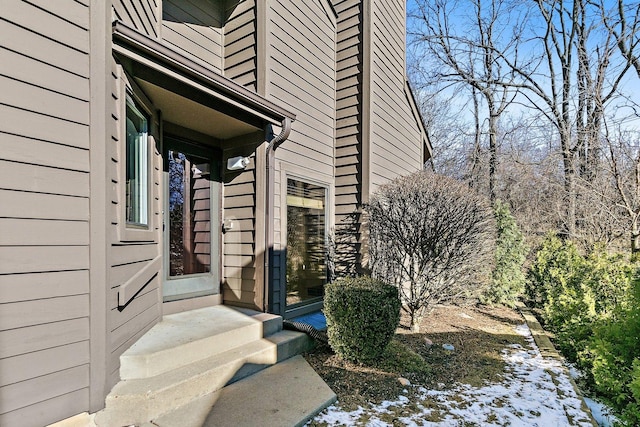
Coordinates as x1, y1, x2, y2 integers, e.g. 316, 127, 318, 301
111, 21, 295, 139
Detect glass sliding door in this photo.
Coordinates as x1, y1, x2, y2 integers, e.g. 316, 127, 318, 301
285, 179, 328, 310
163, 138, 219, 302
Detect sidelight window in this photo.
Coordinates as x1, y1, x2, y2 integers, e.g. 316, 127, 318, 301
125, 96, 149, 227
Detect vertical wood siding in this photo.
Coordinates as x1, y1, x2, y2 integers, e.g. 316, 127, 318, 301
369, 0, 423, 189
224, 0, 257, 91
332, 0, 364, 276
267, 0, 337, 311
0, 2, 91, 425
106, 62, 162, 389
112, 0, 159, 38
161, 0, 224, 73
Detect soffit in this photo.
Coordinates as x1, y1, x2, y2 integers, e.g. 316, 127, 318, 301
136, 79, 256, 139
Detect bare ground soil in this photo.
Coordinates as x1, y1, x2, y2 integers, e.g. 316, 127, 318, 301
304, 304, 528, 414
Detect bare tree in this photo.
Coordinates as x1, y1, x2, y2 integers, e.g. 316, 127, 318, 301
502, 0, 631, 238
605, 124, 640, 255
367, 171, 495, 332
409, 0, 523, 202
602, 0, 640, 79
412, 90, 472, 177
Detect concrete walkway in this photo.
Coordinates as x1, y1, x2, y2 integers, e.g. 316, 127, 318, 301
517, 302, 598, 427
145, 355, 336, 427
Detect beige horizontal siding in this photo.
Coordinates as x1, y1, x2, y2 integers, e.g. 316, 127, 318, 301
369, 0, 423, 189
224, 0, 257, 91
106, 60, 161, 389
0, 190, 89, 221
0, 318, 89, 360
0, 3, 92, 407
223, 159, 257, 308
0, 388, 88, 427
162, 0, 223, 73
0, 366, 89, 426
267, 1, 336, 197
332, 0, 362, 275
112, 0, 158, 37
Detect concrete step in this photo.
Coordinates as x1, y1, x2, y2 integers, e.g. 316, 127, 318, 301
119, 305, 268, 380
144, 355, 336, 427
232, 307, 283, 337
95, 330, 312, 426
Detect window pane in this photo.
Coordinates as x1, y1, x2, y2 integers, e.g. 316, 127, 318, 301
168, 150, 211, 276
286, 179, 327, 307
125, 98, 148, 227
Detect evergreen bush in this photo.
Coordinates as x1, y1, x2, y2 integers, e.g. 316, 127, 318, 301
527, 236, 639, 424
482, 200, 527, 307
324, 276, 401, 363
578, 276, 640, 426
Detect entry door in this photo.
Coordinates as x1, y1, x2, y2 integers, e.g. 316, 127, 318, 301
163, 137, 220, 302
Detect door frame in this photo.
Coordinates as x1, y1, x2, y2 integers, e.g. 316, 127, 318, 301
161, 133, 222, 303
278, 162, 335, 319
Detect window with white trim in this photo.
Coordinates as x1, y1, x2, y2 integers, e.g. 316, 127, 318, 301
125, 95, 149, 228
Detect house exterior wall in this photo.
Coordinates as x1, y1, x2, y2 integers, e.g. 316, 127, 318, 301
332, 0, 365, 275
105, 63, 163, 389
113, 0, 160, 38
221, 0, 338, 313
162, 0, 224, 74
224, 0, 258, 91
0, 1, 92, 425
331, 0, 429, 275
369, 0, 424, 189
220, 0, 261, 309
221, 134, 264, 309
0, 0, 428, 424
267, 0, 337, 315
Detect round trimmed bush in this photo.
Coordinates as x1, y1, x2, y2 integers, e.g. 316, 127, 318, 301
324, 276, 401, 363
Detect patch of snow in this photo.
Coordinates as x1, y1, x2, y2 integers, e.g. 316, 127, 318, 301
312, 322, 596, 426
567, 362, 583, 380
584, 397, 618, 427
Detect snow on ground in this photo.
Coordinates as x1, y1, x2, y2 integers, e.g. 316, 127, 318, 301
312, 323, 597, 426
583, 397, 618, 427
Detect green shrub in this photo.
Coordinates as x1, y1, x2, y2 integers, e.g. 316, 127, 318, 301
578, 278, 640, 426
527, 235, 639, 424
526, 233, 583, 310
482, 200, 527, 307
324, 276, 401, 363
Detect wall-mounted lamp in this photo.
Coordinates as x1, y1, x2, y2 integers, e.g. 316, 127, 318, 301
227, 156, 250, 171
222, 219, 234, 233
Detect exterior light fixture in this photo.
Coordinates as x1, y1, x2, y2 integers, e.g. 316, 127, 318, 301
227, 155, 250, 171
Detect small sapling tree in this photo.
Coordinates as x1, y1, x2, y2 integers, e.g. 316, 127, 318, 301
367, 171, 496, 332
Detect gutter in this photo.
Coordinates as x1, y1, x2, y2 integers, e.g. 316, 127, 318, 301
264, 118, 293, 313
112, 20, 295, 126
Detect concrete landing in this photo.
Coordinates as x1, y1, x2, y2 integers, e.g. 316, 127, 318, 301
147, 355, 336, 427
96, 306, 319, 426
120, 306, 265, 379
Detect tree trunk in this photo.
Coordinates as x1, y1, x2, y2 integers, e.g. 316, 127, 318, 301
488, 109, 498, 203
410, 314, 422, 333
631, 220, 640, 260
